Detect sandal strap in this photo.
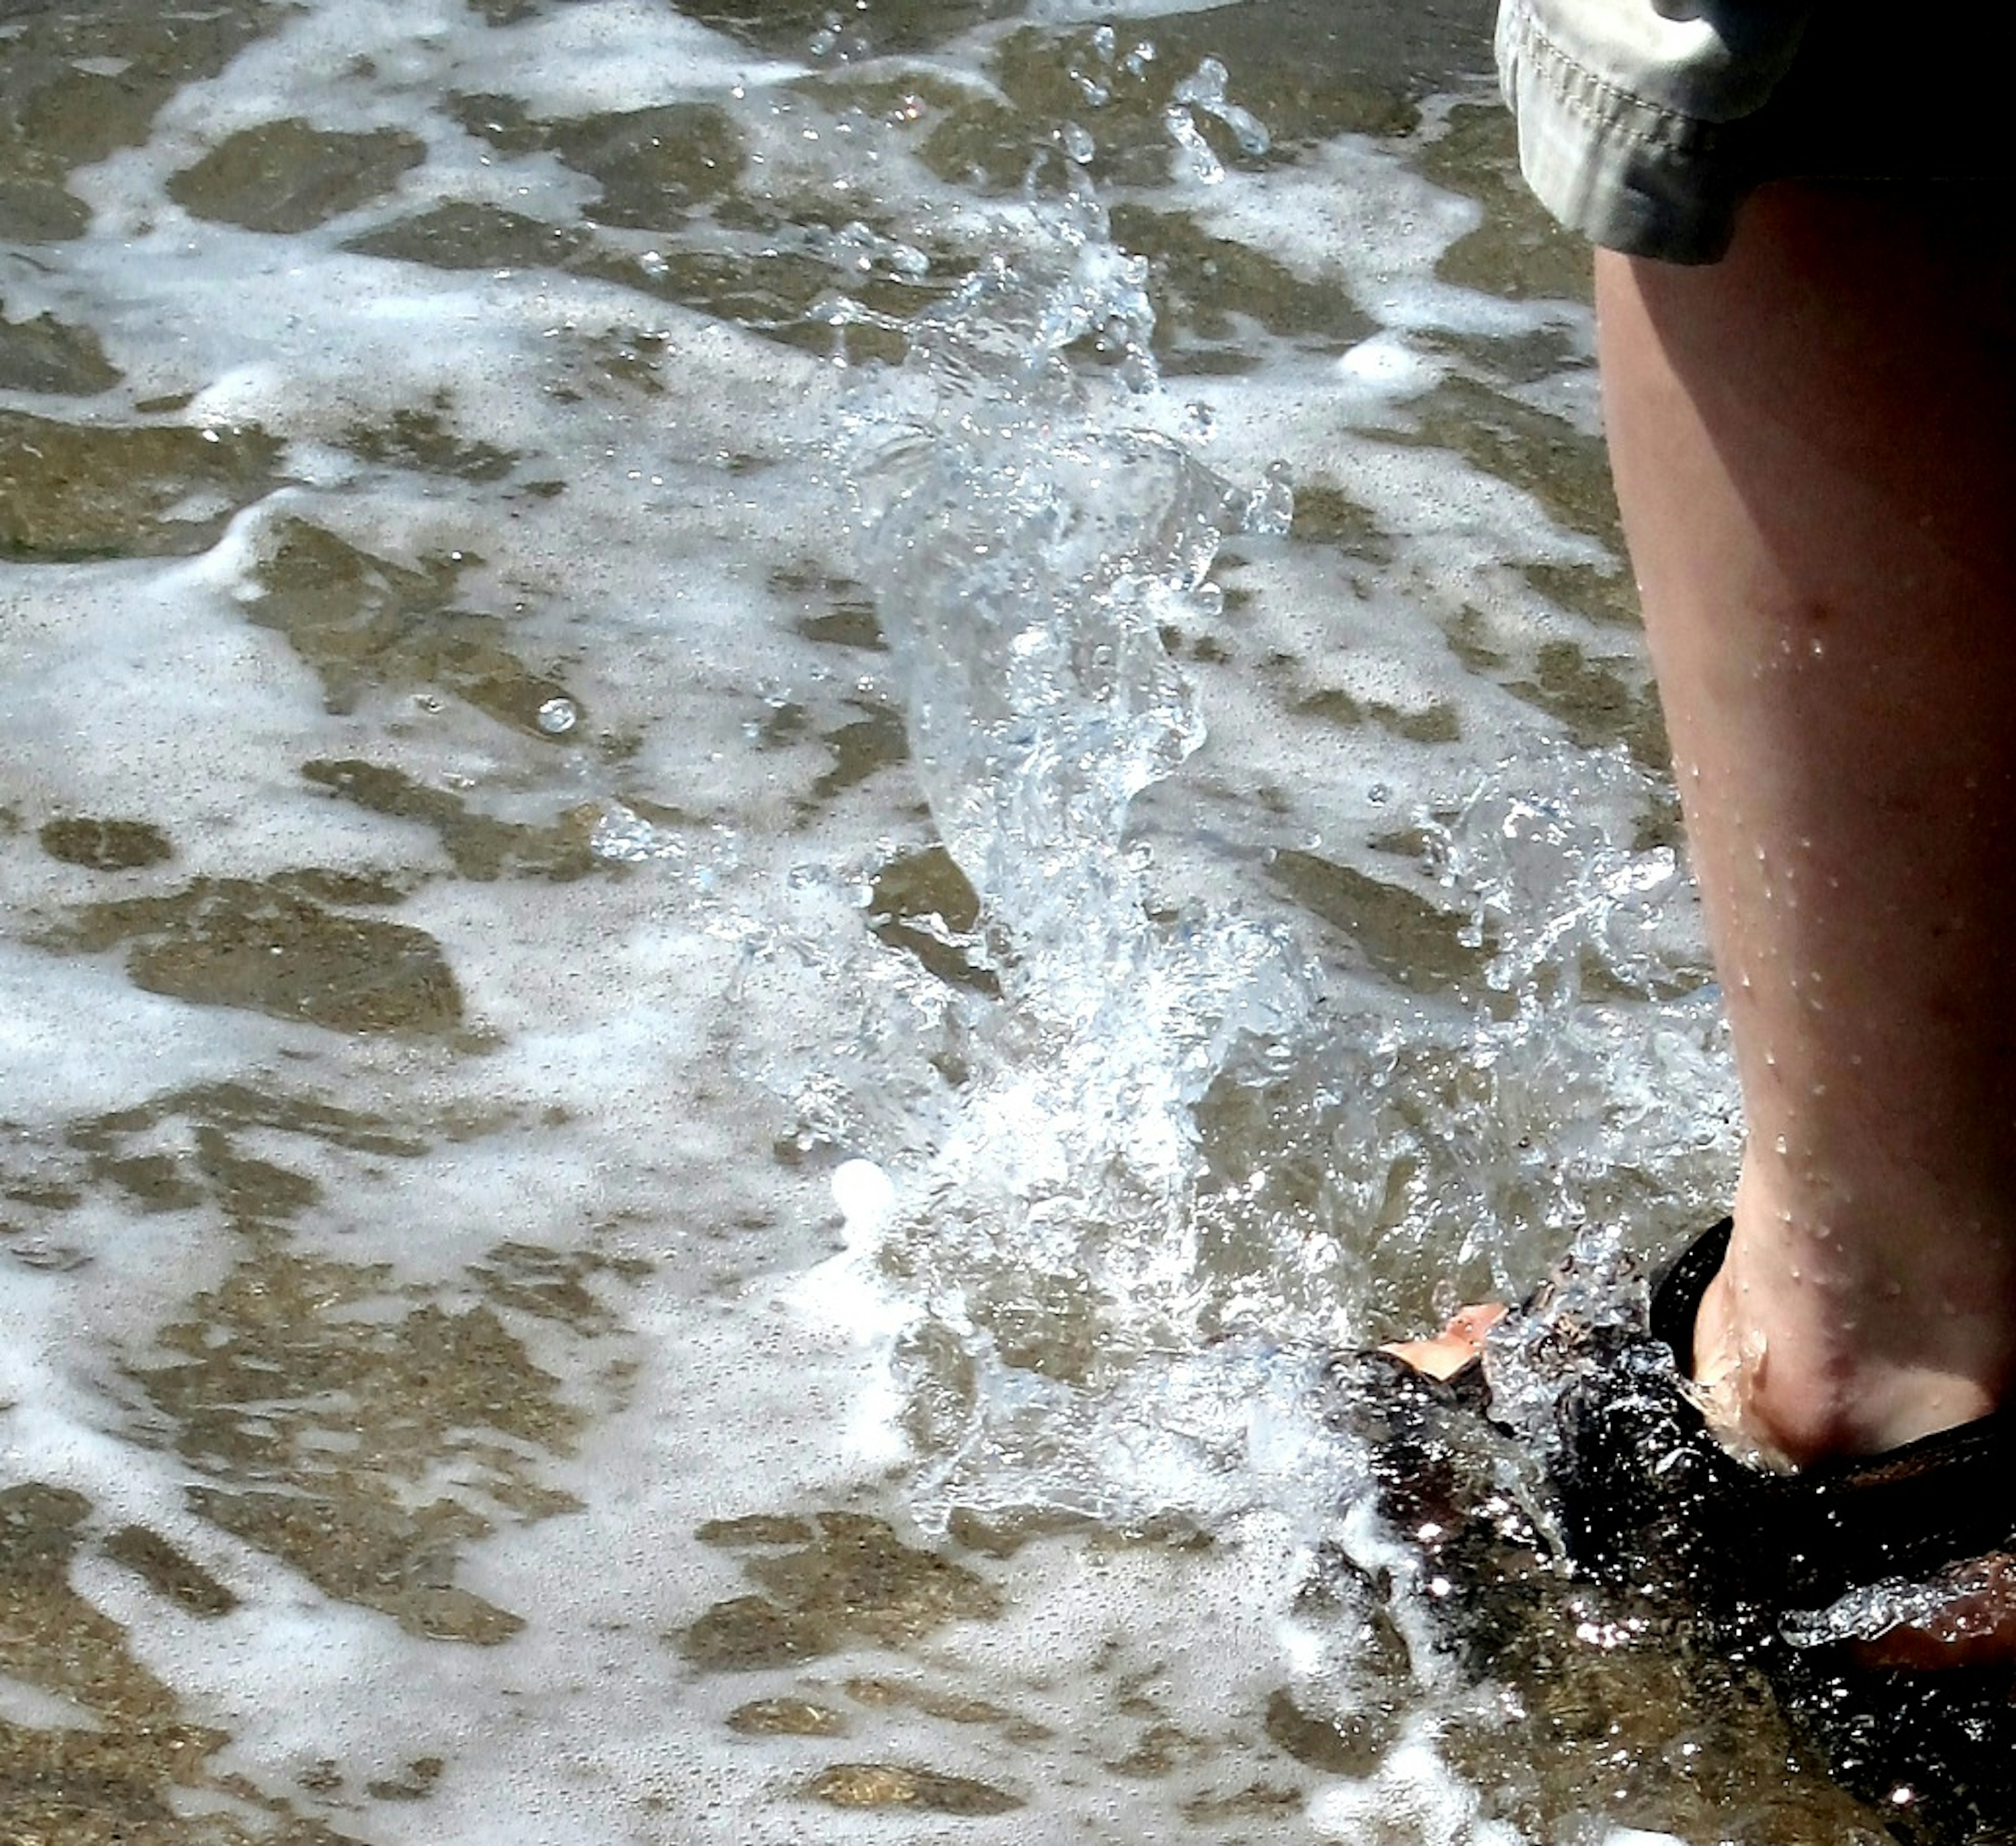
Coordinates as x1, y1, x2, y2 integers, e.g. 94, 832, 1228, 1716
1598, 1218, 2016, 1610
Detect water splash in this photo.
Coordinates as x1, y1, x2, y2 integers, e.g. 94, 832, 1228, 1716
1419, 743, 1737, 1293
845, 153, 1290, 986
1783, 1559, 2014, 1650
1165, 56, 1271, 185
820, 52, 1731, 1551
833, 117, 1317, 1530
1478, 1222, 1656, 1475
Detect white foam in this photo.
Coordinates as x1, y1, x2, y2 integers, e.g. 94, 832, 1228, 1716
0, 1672, 102, 1733
831, 1155, 896, 1235
1194, 139, 1568, 342
1338, 329, 1444, 397
1307, 1728, 1529, 1845
0, 940, 295, 1120
447, 0, 807, 113
1026, 0, 1244, 17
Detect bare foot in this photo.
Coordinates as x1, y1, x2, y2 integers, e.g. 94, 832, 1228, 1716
1380, 1303, 1505, 1381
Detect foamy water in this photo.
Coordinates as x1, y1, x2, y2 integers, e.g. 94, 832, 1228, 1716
0, 1, 1904, 1840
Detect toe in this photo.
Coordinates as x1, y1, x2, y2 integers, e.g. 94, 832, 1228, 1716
1381, 1302, 1507, 1381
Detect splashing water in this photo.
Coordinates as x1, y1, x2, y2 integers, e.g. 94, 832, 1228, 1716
824, 44, 1735, 1569
845, 183, 1287, 969
1477, 1221, 1655, 1473
1783, 1560, 2016, 1651
827, 143, 1738, 1558
1420, 744, 1738, 1294
833, 89, 1329, 1529
1165, 55, 1272, 185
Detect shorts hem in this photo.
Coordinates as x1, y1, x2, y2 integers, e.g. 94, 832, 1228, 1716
1496, 0, 1757, 264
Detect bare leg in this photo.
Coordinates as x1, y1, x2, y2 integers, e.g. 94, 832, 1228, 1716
1598, 184, 2016, 1464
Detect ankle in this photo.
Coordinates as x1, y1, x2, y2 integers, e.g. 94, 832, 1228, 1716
1707, 1159, 2016, 1456
1691, 1262, 2002, 1465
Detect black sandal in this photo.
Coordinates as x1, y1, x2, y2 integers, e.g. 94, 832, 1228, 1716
1329, 1221, 2016, 1844
1566, 1217, 2016, 1623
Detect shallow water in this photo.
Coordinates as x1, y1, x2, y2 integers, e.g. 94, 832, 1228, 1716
0, 1, 1924, 1840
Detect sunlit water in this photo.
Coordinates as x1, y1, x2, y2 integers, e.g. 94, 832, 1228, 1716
0, 1, 1936, 1840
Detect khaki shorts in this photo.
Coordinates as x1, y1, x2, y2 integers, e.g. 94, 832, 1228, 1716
1497, 0, 2003, 263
